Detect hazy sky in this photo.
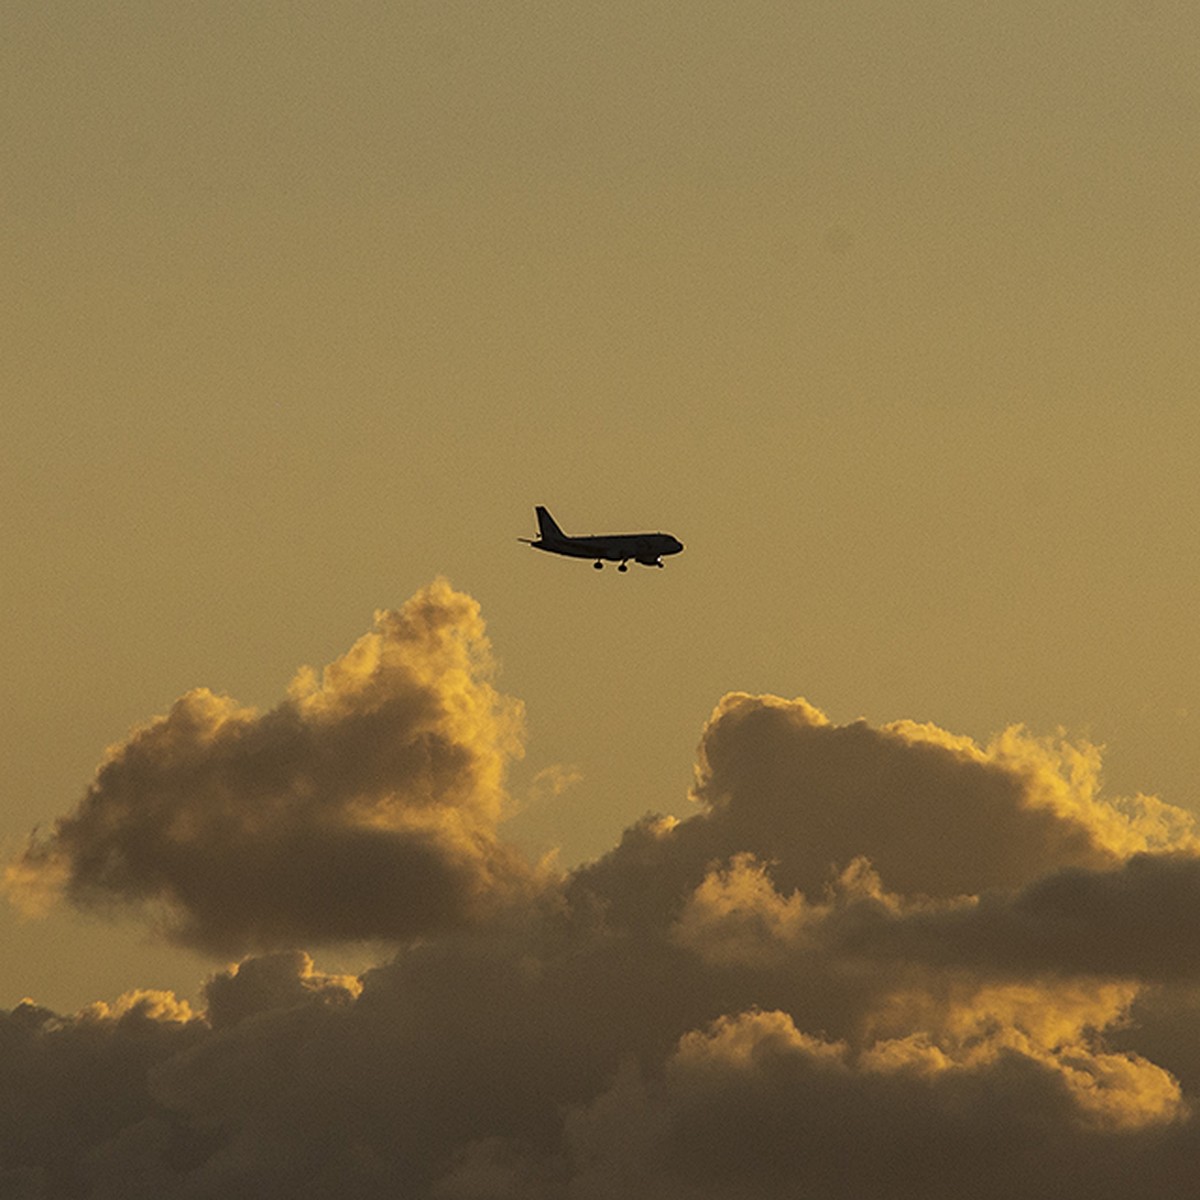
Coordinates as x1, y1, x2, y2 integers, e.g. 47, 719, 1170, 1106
4, 2, 1200, 1194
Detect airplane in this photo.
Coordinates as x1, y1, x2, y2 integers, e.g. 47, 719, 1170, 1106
520, 506, 684, 571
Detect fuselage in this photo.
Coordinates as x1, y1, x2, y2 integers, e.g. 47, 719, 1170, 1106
530, 531, 684, 565
521, 506, 684, 569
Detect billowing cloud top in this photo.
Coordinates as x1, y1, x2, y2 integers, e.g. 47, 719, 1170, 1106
6, 587, 1200, 1198
6, 580, 532, 954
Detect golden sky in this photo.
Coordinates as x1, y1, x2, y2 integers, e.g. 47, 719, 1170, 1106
4, 2, 1200, 1195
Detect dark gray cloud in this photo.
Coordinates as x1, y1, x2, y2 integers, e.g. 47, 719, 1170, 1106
6, 611, 1200, 1197
0, 992, 204, 1200
822, 850, 1200, 985
560, 1007, 1197, 1200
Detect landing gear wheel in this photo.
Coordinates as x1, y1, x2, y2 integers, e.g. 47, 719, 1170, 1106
593, 561, 603, 570
618, 563, 628, 572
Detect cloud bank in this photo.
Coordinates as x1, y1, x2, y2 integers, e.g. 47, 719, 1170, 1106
6, 584, 1200, 1198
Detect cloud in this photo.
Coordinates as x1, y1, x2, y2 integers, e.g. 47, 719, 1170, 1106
527, 763, 585, 807
671, 849, 1200, 994
203, 950, 361, 1030
8, 604, 1200, 1197
563, 1007, 1190, 1200
564, 693, 1196, 943
842, 850, 1200, 985
0, 991, 204, 1200
5, 580, 535, 954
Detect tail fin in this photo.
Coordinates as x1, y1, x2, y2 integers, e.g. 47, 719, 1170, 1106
535, 506, 567, 542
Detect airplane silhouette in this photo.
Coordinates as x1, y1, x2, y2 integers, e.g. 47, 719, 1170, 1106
520, 506, 684, 571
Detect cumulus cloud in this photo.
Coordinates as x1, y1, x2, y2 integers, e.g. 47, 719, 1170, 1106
7, 616, 1200, 1198
564, 692, 1196, 945
563, 1006, 1190, 1200
5, 580, 534, 954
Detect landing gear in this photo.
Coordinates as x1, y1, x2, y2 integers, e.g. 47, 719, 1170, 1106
593, 560, 603, 570
618, 562, 628, 572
